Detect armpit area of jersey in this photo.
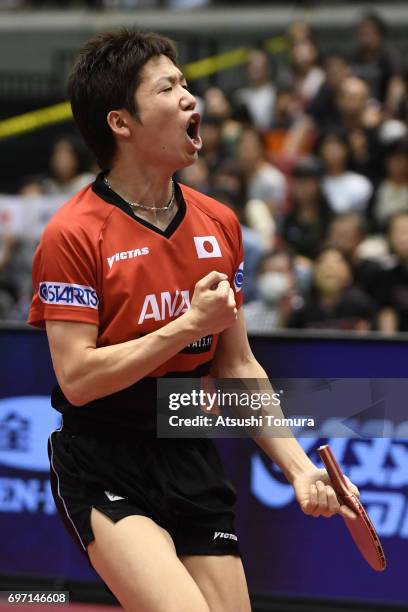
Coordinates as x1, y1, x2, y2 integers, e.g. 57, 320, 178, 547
52, 362, 212, 438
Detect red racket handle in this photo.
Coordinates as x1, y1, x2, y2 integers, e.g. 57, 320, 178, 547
318, 444, 354, 501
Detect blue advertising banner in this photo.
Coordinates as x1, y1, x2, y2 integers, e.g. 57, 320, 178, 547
0, 328, 407, 603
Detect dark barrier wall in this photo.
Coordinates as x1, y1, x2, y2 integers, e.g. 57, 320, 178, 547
0, 327, 407, 605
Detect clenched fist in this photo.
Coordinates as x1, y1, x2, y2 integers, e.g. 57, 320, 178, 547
187, 271, 237, 336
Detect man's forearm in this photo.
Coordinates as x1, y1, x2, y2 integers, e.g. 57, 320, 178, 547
254, 436, 315, 483
59, 312, 200, 405
216, 359, 315, 482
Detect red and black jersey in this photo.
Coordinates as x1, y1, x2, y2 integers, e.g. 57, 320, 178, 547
28, 173, 244, 432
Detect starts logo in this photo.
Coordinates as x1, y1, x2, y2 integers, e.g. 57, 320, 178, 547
39, 282, 99, 309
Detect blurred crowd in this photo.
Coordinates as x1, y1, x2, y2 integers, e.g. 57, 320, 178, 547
0, 0, 211, 9
2, 13, 408, 335
2, 1, 405, 8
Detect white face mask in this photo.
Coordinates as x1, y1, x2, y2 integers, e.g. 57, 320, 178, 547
258, 272, 290, 304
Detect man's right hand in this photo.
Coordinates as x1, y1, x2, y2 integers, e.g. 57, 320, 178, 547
187, 271, 237, 336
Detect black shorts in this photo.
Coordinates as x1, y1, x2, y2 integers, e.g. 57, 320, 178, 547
47, 423, 240, 564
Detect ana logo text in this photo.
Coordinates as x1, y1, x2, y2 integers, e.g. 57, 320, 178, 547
139, 290, 191, 324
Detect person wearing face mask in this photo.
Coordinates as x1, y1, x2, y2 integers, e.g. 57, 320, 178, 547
244, 249, 301, 333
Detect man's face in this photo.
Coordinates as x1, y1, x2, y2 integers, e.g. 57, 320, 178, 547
292, 175, 320, 203
337, 78, 368, 118
314, 250, 351, 294
390, 216, 408, 258
324, 57, 349, 91
237, 130, 263, 169
128, 54, 201, 169
247, 51, 269, 86
321, 138, 347, 171
358, 21, 382, 52
387, 153, 408, 183
328, 216, 362, 256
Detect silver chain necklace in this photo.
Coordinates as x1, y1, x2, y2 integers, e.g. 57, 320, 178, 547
103, 176, 176, 212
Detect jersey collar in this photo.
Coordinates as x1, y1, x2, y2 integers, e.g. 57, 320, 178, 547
92, 171, 186, 239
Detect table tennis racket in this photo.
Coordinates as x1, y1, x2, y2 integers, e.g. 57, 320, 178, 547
318, 444, 386, 572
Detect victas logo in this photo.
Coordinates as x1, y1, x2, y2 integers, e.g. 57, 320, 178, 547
194, 236, 222, 259
107, 247, 149, 270
39, 282, 99, 309
213, 531, 238, 542
105, 491, 125, 502
234, 261, 244, 292
138, 290, 191, 324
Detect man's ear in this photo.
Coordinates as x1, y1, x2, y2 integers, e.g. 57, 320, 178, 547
107, 110, 131, 139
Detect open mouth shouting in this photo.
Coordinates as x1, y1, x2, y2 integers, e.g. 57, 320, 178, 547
185, 112, 202, 152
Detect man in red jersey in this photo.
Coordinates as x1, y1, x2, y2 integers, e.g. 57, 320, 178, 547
29, 30, 358, 612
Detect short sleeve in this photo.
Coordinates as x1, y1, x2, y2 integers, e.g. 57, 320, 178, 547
28, 222, 100, 329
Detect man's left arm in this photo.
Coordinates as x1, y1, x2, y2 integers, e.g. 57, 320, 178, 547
211, 309, 358, 520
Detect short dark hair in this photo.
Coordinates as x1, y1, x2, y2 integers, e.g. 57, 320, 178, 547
256, 248, 295, 275
359, 13, 387, 38
385, 136, 408, 159
313, 244, 353, 271
292, 155, 322, 179
68, 29, 178, 169
329, 212, 368, 238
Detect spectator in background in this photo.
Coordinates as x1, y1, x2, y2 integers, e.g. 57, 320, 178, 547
377, 212, 408, 333
288, 246, 375, 331
320, 131, 373, 214
237, 127, 287, 247
287, 21, 315, 46
199, 114, 227, 172
5, 137, 94, 321
325, 213, 385, 303
336, 78, 383, 183
270, 85, 299, 131
264, 85, 301, 168
211, 159, 247, 206
285, 38, 325, 110
287, 76, 382, 182
350, 13, 405, 115
42, 135, 95, 197
282, 156, 331, 259
177, 157, 210, 194
19, 135, 94, 196
209, 187, 264, 303
237, 127, 287, 217
306, 51, 350, 133
18, 174, 46, 197
373, 138, 408, 229
202, 87, 243, 157
233, 49, 276, 131
0, 235, 19, 319
244, 249, 301, 333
